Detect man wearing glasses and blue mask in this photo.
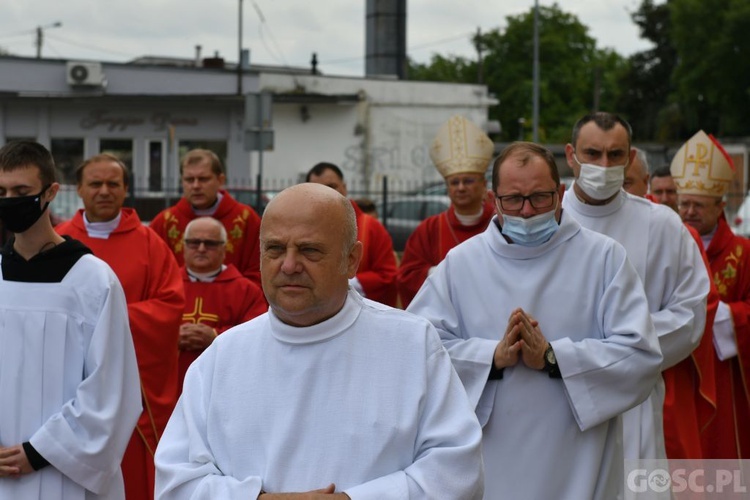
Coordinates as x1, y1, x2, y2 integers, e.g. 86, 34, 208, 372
407, 141, 662, 499
561, 112, 710, 464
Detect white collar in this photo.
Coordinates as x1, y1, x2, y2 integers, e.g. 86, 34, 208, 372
187, 264, 226, 282
192, 192, 223, 216
454, 206, 484, 226
83, 211, 122, 239
268, 289, 362, 344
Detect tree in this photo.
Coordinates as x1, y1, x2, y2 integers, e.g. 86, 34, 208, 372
409, 3, 626, 142
616, 0, 682, 141
409, 54, 476, 83
670, 0, 750, 136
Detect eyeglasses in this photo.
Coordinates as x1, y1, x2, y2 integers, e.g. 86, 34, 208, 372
496, 191, 557, 211
184, 239, 225, 250
677, 200, 719, 212
448, 176, 481, 187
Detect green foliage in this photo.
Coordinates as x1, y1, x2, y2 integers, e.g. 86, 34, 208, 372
616, 0, 682, 141
408, 0, 750, 141
670, 0, 750, 136
408, 54, 476, 83
409, 3, 626, 142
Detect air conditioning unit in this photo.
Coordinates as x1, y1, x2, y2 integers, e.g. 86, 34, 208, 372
66, 61, 104, 86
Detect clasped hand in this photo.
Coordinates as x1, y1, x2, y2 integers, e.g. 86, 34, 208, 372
0, 445, 33, 478
493, 308, 548, 371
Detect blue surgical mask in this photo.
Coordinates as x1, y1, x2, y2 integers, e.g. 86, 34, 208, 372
500, 206, 559, 247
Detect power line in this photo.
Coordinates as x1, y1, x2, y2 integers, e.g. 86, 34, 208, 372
320, 31, 475, 65
409, 32, 474, 51
251, 1, 289, 67
45, 32, 136, 58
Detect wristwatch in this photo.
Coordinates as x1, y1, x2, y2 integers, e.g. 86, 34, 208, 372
543, 343, 561, 378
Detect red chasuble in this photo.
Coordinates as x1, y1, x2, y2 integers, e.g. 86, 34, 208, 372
398, 203, 494, 308
57, 208, 185, 500
150, 191, 262, 286
662, 224, 718, 459
351, 201, 399, 307
179, 264, 267, 392
702, 215, 750, 458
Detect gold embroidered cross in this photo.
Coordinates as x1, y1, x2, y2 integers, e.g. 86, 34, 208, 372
687, 143, 711, 176
182, 297, 219, 325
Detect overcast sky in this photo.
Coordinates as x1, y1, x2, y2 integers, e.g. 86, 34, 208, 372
0, 0, 653, 76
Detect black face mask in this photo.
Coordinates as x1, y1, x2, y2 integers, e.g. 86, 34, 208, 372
0, 185, 50, 233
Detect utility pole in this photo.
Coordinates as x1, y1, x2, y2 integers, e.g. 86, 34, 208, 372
35, 21, 62, 59
237, 0, 244, 95
532, 0, 540, 142
474, 27, 484, 85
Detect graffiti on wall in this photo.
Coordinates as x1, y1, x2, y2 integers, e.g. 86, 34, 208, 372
341, 143, 435, 180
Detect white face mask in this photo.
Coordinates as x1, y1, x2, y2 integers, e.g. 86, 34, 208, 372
574, 154, 626, 200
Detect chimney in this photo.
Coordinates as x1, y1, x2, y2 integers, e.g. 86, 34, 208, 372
365, 0, 407, 79
202, 50, 225, 69
195, 45, 202, 67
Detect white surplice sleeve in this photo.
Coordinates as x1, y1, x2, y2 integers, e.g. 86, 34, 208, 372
343, 329, 484, 500
407, 261, 498, 410
29, 258, 142, 494
648, 220, 709, 370
554, 247, 663, 431
155, 345, 264, 500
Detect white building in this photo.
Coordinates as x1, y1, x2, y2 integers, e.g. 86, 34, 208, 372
0, 55, 497, 218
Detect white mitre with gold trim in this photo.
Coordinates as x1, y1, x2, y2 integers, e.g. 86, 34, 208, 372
670, 130, 734, 197
429, 115, 494, 178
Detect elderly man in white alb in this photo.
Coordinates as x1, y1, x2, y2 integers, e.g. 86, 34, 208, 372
154, 183, 484, 500
562, 112, 710, 461
407, 141, 662, 499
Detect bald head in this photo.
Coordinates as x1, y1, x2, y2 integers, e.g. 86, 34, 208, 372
184, 216, 227, 241
260, 183, 362, 327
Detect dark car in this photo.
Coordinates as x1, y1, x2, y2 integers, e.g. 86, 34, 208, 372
377, 194, 451, 252
226, 188, 276, 215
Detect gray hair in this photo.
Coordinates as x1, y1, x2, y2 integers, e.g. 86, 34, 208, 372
184, 216, 227, 242
340, 195, 357, 264
632, 147, 650, 177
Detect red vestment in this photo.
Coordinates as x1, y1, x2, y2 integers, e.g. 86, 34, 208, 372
662, 224, 718, 459
351, 201, 398, 307
57, 208, 184, 500
398, 203, 494, 308
702, 215, 750, 458
150, 191, 262, 286
179, 264, 267, 392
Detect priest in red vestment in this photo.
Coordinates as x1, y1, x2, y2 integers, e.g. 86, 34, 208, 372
398, 115, 495, 308
306, 162, 398, 307
56, 154, 184, 500
178, 216, 267, 393
629, 159, 718, 459
672, 130, 750, 458
150, 149, 262, 286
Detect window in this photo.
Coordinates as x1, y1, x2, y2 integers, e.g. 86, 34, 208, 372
148, 141, 163, 192
177, 140, 227, 168
50, 138, 84, 185
100, 139, 133, 169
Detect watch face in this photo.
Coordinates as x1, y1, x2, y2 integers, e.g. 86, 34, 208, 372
545, 347, 556, 365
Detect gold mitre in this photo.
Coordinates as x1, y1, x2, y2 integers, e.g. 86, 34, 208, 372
429, 115, 494, 178
670, 130, 734, 197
